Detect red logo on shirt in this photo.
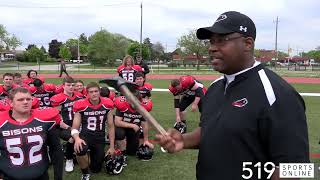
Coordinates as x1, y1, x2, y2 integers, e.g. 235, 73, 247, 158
232, 98, 248, 107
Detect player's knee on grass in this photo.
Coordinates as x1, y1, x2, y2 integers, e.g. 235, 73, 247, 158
126, 129, 140, 156
89, 144, 105, 173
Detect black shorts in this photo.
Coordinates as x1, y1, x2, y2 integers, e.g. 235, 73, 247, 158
115, 127, 144, 156
77, 133, 106, 173
179, 95, 203, 112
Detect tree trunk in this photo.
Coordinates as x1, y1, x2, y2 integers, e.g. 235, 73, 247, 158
196, 53, 200, 71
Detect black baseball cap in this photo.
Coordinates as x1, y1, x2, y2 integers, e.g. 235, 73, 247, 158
196, 11, 256, 40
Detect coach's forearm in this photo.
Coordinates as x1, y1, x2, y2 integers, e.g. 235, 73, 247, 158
182, 127, 201, 149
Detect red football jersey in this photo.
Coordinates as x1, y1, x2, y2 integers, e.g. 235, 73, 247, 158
136, 82, 153, 98
29, 84, 57, 107
114, 96, 152, 124
169, 76, 206, 97
23, 77, 45, 86
0, 84, 17, 100
117, 65, 143, 82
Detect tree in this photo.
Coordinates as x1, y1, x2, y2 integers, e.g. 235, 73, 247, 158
304, 50, 320, 61
0, 24, 9, 50
0, 25, 22, 50
88, 29, 131, 66
48, 39, 62, 58
26, 44, 36, 51
65, 38, 78, 59
254, 49, 261, 58
152, 42, 165, 62
278, 51, 289, 60
143, 37, 153, 59
127, 42, 150, 60
79, 33, 89, 46
25, 46, 46, 62
3, 34, 21, 50
59, 44, 72, 60
40, 46, 46, 53
177, 30, 209, 70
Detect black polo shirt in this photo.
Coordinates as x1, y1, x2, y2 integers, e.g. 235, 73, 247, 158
197, 64, 309, 180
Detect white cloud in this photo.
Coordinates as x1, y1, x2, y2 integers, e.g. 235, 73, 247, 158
0, 0, 319, 53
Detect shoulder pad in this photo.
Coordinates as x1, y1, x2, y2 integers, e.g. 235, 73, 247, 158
101, 97, 114, 109
44, 84, 56, 92
0, 85, 4, 94
141, 98, 152, 112
117, 65, 125, 73
169, 86, 180, 95
55, 84, 64, 94
133, 65, 143, 71
73, 99, 89, 112
50, 93, 67, 107
0, 111, 10, 126
33, 107, 61, 124
114, 96, 129, 112
0, 100, 10, 111
32, 97, 40, 109
144, 83, 153, 90
74, 91, 85, 98
28, 86, 37, 94
23, 78, 33, 85
81, 89, 87, 96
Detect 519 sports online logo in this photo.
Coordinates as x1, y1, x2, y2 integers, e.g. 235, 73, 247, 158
242, 162, 314, 179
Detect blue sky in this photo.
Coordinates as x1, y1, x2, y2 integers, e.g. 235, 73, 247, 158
0, 0, 319, 55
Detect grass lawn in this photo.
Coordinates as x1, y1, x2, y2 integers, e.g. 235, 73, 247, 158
42, 78, 320, 179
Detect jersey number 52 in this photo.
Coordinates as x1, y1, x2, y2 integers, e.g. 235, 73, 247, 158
5, 135, 44, 166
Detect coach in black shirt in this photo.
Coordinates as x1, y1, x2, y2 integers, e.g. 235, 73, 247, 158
136, 55, 150, 75
156, 11, 309, 180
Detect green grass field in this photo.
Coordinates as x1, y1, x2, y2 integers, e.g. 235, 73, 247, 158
41, 78, 320, 179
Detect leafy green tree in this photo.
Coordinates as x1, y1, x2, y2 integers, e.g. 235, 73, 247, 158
143, 37, 153, 59
0, 25, 21, 50
127, 42, 150, 60
25, 46, 46, 62
177, 30, 209, 70
26, 44, 36, 51
79, 33, 89, 46
88, 29, 131, 66
304, 50, 320, 61
66, 39, 78, 59
40, 46, 46, 53
152, 42, 165, 62
59, 44, 72, 60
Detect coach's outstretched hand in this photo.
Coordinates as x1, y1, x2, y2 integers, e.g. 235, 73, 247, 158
155, 129, 184, 153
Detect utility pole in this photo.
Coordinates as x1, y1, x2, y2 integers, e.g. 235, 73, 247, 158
274, 16, 279, 64
139, 2, 143, 57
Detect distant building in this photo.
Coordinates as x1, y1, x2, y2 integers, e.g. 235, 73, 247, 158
0, 50, 23, 61
171, 49, 210, 65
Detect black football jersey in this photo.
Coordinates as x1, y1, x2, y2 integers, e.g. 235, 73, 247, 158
0, 108, 60, 180
73, 98, 114, 141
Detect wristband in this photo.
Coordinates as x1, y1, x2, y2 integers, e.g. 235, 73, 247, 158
71, 129, 80, 136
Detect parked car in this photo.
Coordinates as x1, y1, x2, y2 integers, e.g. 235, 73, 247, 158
70, 59, 83, 63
